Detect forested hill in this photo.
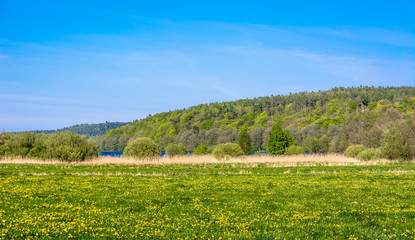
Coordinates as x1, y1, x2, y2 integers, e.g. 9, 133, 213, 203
99, 86, 415, 152
34, 122, 128, 138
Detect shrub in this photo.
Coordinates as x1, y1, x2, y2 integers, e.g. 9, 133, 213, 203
285, 145, 305, 155
124, 138, 160, 159
344, 144, 366, 158
381, 127, 413, 160
212, 143, 244, 160
0, 133, 13, 158
207, 146, 215, 154
27, 142, 47, 158
212, 147, 225, 160
165, 143, 187, 157
193, 145, 208, 154
9, 132, 40, 157
45, 132, 98, 162
375, 148, 383, 159
356, 148, 381, 161
28, 134, 48, 158
303, 135, 330, 153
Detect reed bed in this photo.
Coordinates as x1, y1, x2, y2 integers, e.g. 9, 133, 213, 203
0, 154, 397, 167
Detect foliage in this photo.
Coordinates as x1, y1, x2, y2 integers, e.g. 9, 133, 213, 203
344, 145, 366, 158
302, 135, 330, 153
44, 132, 98, 162
381, 127, 414, 160
33, 121, 128, 138
0, 131, 97, 161
356, 148, 382, 161
95, 135, 130, 152
285, 145, 305, 155
212, 147, 225, 160
101, 86, 415, 153
238, 128, 252, 154
0, 133, 13, 157
124, 138, 160, 159
7, 132, 40, 157
212, 143, 244, 160
267, 124, 295, 155
193, 145, 208, 154
165, 143, 187, 157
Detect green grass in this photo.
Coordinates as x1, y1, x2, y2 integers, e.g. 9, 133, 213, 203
1, 163, 415, 239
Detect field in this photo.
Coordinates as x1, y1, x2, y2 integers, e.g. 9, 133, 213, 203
1, 155, 415, 239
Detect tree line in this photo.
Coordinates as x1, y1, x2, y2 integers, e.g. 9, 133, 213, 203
2, 86, 414, 161
100, 86, 415, 155
33, 121, 128, 138
0, 131, 97, 161
117, 114, 415, 161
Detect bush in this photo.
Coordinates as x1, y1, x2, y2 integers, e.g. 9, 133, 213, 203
356, 148, 381, 161
212, 147, 225, 160
207, 146, 215, 154
124, 138, 160, 159
381, 126, 414, 160
165, 143, 187, 157
193, 145, 208, 154
303, 135, 330, 153
212, 143, 244, 160
45, 132, 98, 162
285, 145, 304, 155
344, 144, 366, 158
0, 132, 97, 161
27, 142, 47, 158
0, 133, 13, 158
11, 132, 36, 156
27, 134, 48, 158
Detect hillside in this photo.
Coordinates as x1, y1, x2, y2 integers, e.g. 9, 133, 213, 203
99, 86, 415, 152
34, 121, 128, 138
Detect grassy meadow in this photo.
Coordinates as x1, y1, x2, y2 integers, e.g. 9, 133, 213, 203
1, 155, 415, 239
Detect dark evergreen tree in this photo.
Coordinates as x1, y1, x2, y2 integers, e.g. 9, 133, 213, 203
267, 124, 295, 155
238, 128, 252, 154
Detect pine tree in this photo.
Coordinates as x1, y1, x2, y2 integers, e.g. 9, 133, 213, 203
238, 128, 252, 154
267, 124, 295, 155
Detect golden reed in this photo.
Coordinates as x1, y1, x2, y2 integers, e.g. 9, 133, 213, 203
0, 154, 397, 167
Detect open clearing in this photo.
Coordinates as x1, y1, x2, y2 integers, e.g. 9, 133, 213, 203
1, 156, 415, 239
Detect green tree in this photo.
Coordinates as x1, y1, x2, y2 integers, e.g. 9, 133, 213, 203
165, 143, 187, 157
381, 127, 413, 160
238, 128, 252, 154
212, 143, 244, 160
10, 132, 38, 157
344, 144, 366, 158
285, 145, 304, 155
267, 124, 295, 155
124, 138, 160, 159
45, 132, 98, 162
388, 89, 395, 101
356, 148, 381, 160
193, 145, 208, 154
360, 94, 369, 106
0, 133, 14, 157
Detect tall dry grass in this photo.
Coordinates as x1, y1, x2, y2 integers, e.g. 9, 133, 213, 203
0, 154, 396, 167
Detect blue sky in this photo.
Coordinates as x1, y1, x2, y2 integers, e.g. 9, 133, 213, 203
1, 1, 414, 131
